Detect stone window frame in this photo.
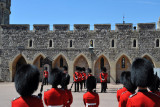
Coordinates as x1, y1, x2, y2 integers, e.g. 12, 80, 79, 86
89, 39, 95, 48
110, 39, 117, 48
131, 38, 138, 48
28, 39, 34, 48
155, 38, 160, 48
48, 39, 54, 48
68, 39, 75, 48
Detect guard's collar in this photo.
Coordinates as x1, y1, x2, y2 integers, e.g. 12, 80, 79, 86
138, 89, 148, 92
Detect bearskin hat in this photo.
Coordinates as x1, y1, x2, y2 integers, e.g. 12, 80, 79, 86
120, 71, 127, 84
82, 67, 86, 72
148, 74, 160, 91
131, 58, 154, 87
63, 66, 68, 71
101, 67, 107, 72
14, 64, 40, 96
123, 71, 137, 91
75, 66, 81, 71
86, 76, 96, 91
49, 68, 62, 87
87, 68, 92, 73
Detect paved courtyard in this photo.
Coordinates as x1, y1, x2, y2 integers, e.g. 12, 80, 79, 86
0, 82, 123, 107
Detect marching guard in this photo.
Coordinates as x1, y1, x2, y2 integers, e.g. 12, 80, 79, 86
81, 67, 86, 89
83, 76, 99, 107
43, 67, 49, 85
12, 64, 44, 107
126, 58, 160, 107
44, 68, 67, 107
73, 66, 81, 92
99, 67, 108, 93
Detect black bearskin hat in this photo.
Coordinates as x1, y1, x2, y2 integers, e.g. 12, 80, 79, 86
148, 74, 160, 91
120, 71, 127, 84
61, 73, 70, 89
131, 58, 154, 87
86, 76, 96, 91
75, 66, 80, 71
49, 68, 62, 87
87, 68, 92, 73
123, 71, 137, 91
82, 67, 86, 72
63, 66, 68, 71
14, 64, 40, 96
101, 67, 107, 72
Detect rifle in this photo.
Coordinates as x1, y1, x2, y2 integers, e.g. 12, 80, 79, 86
69, 81, 75, 91
38, 78, 44, 99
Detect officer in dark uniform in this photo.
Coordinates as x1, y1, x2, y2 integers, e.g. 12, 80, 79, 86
63, 66, 70, 85
127, 58, 160, 107
44, 68, 67, 106
12, 64, 44, 107
119, 71, 137, 107
117, 71, 128, 102
83, 76, 99, 107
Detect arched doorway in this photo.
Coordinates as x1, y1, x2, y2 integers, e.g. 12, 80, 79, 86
73, 55, 89, 72
143, 55, 154, 67
116, 55, 131, 83
33, 55, 45, 80
94, 55, 110, 82
53, 55, 68, 70
12, 55, 27, 81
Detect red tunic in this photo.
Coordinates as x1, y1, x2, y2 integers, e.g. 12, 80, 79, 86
81, 72, 86, 80
86, 73, 92, 80
44, 88, 67, 107
73, 72, 81, 82
99, 73, 108, 83
119, 91, 135, 107
43, 70, 48, 78
65, 89, 73, 107
12, 96, 44, 107
117, 87, 127, 102
83, 91, 99, 107
127, 90, 160, 107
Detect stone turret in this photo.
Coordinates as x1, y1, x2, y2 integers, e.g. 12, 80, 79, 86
0, 0, 11, 25
158, 17, 160, 30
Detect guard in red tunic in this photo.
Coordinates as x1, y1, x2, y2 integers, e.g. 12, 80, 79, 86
126, 58, 160, 107
117, 71, 128, 102
119, 71, 137, 107
99, 67, 108, 93
79, 67, 83, 91
73, 66, 81, 92
86, 68, 93, 80
61, 72, 73, 107
44, 68, 67, 107
43, 67, 49, 85
83, 76, 99, 107
12, 64, 44, 107
149, 74, 160, 96
81, 67, 86, 89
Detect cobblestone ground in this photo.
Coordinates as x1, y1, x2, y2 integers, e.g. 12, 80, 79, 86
0, 82, 123, 107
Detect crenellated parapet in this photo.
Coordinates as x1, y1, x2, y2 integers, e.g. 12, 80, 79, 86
115, 23, 133, 31
0, 24, 29, 31
137, 23, 156, 31
33, 24, 49, 31
94, 24, 111, 32
74, 24, 90, 31
53, 24, 70, 31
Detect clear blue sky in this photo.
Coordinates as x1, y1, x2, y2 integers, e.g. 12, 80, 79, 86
10, 0, 160, 30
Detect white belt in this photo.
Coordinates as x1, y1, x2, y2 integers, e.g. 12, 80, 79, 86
48, 105, 63, 107
86, 103, 96, 107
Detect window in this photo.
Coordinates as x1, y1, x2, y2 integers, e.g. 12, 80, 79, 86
156, 39, 159, 47
49, 40, 52, 47
122, 57, 125, 68
40, 57, 43, 67
133, 39, 136, 47
90, 40, 93, 47
100, 57, 104, 69
112, 40, 114, 47
60, 57, 63, 67
29, 40, 33, 47
70, 40, 72, 47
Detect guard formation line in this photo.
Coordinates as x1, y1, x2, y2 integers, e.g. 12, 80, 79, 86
11, 57, 160, 107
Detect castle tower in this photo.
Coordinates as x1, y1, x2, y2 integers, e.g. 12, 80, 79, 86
158, 17, 160, 30
0, 0, 11, 25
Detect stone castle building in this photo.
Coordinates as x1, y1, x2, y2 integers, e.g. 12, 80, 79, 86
0, 0, 160, 83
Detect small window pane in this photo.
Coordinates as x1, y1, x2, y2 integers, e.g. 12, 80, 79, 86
90, 40, 93, 47
112, 40, 114, 47
156, 39, 159, 47
49, 40, 52, 47
60, 57, 63, 67
133, 40, 136, 47
70, 40, 72, 47
122, 57, 125, 68
29, 40, 32, 47
40, 57, 43, 67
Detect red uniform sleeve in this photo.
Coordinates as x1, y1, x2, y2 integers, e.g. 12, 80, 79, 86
117, 90, 120, 102
96, 94, 100, 106
68, 90, 73, 106
126, 98, 132, 107
99, 73, 102, 81
43, 92, 48, 106
63, 91, 67, 107
83, 94, 86, 106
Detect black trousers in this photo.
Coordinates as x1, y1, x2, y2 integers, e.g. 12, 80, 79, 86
75, 82, 79, 92
101, 82, 107, 92
80, 81, 83, 91
44, 77, 48, 85
82, 80, 86, 88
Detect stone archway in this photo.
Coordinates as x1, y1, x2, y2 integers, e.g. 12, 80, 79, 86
116, 55, 131, 83
143, 55, 154, 67
73, 55, 89, 72
12, 55, 27, 81
52, 55, 68, 70
94, 55, 110, 83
